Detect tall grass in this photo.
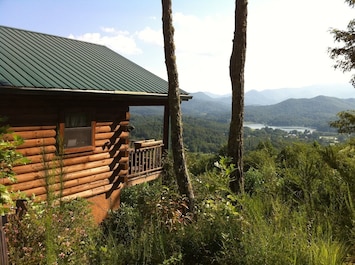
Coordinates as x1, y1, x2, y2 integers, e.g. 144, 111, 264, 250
4, 151, 100, 265
4, 140, 355, 264
95, 149, 352, 264
236, 194, 348, 265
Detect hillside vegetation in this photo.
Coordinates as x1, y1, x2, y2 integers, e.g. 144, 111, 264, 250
134, 95, 355, 131
6, 139, 355, 264
245, 96, 355, 130
130, 95, 355, 153
4, 107, 355, 263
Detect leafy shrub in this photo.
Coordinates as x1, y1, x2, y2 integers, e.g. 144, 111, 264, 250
96, 159, 246, 264
95, 141, 355, 263
98, 180, 187, 264
0, 117, 28, 215
4, 198, 99, 265
187, 152, 216, 176
180, 169, 244, 264
241, 141, 354, 263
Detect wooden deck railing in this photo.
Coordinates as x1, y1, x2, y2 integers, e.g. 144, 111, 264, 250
128, 140, 164, 182
0, 216, 8, 265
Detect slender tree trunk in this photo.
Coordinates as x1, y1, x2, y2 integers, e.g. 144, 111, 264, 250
161, 0, 195, 211
227, 0, 248, 194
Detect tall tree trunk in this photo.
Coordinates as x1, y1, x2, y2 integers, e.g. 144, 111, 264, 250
227, 0, 248, 194
161, 0, 195, 211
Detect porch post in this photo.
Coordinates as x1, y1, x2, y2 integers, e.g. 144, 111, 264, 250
0, 216, 8, 265
163, 103, 170, 150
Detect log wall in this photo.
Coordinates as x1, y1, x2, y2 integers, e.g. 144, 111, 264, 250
0, 94, 130, 221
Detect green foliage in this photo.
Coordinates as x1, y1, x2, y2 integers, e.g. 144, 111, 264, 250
329, 0, 355, 87
187, 152, 216, 176
96, 142, 355, 263
243, 140, 278, 195
242, 140, 355, 263
330, 110, 355, 134
97, 181, 186, 264
4, 146, 99, 264
93, 139, 355, 263
130, 112, 229, 153
245, 96, 355, 130
239, 195, 347, 265
5, 127, 355, 263
182, 116, 229, 153
0, 117, 28, 215
4, 198, 99, 265
96, 163, 245, 264
131, 109, 347, 156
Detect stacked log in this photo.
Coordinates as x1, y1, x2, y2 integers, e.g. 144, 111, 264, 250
2, 118, 129, 201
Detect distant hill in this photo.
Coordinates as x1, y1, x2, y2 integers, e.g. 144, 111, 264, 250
130, 94, 355, 152
131, 84, 355, 117
245, 83, 355, 105
200, 83, 355, 106
180, 93, 355, 131
130, 93, 229, 119
181, 92, 230, 118
245, 96, 355, 131
131, 90, 355, 131
132, 84, 355, 117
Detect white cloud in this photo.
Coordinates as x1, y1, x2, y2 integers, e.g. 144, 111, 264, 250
101, 27, 116, 33
168, 0, 354, 94
68, 29, 142, 55
168, 12, 234, 93
136, 27, 163, 47
148, 16, 157, 21
67, 0, 354, 94
244, 0, 354, 91
174, 12, 233, 56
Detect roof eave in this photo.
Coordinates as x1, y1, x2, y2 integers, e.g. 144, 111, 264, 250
0, 86, 192, 101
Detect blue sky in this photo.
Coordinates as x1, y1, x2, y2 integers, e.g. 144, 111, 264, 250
0, 0, 354, 95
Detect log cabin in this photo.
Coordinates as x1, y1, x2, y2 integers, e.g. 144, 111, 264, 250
0, 26, 191, 223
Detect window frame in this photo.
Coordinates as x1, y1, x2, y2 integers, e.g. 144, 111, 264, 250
59, 110, 96, 155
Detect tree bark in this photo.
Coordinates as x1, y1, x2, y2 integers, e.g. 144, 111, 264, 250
161, 0, 195, 211
227, 0, 248, 194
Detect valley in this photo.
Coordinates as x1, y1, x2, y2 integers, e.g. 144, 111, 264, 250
130, 88, 355, 153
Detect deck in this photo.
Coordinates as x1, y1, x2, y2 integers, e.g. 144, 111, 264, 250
127, 140, 164, 186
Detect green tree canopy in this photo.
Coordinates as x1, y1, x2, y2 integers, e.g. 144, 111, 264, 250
330, 110, 355, 134
329, 0, 355, 87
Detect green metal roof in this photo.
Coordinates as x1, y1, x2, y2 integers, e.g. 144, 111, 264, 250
0, 26, 190, 98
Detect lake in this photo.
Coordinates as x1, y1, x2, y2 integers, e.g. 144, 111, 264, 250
245, 123, 316, 133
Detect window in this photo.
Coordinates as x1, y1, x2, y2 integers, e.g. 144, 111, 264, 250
59, 111, 95, 154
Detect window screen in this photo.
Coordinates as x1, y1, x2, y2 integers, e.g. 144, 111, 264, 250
63, 112, 93, 150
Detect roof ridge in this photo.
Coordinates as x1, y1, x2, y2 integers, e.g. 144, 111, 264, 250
0, 25, 106, 48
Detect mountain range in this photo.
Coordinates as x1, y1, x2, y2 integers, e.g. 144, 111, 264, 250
180, 84, 355, 131
244, 96, 355, 131
245, 84, 355, 105
202, 83, 355, 106
131, 84, 355, 131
